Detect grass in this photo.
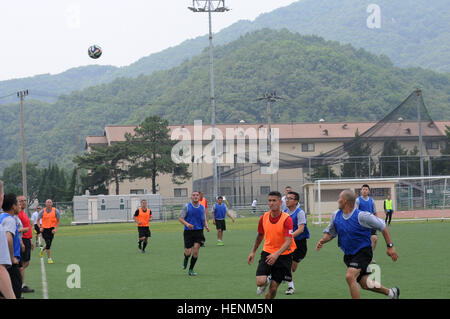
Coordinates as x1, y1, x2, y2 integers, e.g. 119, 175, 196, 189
22, 218, 450, 299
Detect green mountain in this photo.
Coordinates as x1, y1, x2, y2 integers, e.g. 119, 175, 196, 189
1, 29, 449, 174
1, 0, 448, 104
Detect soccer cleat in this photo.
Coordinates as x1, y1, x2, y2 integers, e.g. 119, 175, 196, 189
285, 287, 295, 295
390, 287, 400, 299
217, 241, 224, 246
21, 285, 35, 293
47, 258, 54, 264
188, 270, 198, 276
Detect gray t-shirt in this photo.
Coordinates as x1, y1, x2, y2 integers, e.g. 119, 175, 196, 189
323, 209, 386, 239
0, 214, 17, 236
178, 203, 202, 219
286, 207, 307, 227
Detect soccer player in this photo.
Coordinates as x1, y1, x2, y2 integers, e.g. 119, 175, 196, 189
0, 180, 16, 299
248, 191, 296, 299
178, 191, 210, 276
280, 186, 292, 211
38, 199, 60, 264
316, 189, 400, 299
133, 199, 152, 253
283, 191, 309, 295
199, 191, 209, 221
31, 205, 42, 247
17, 195, 35, 293
355, 184, 378, 263
212, 196, 235, 246
384, 194, 394, 226
0, 193, 23, 298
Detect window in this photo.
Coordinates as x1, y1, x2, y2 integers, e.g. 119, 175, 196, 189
130, 189, 145, 195
302, 143, 315, 152
100, 199, 106, 211
174, 188, 188, 197
426, 141, 439, 150
119, 198, 125, 210
260, 186, 270, 195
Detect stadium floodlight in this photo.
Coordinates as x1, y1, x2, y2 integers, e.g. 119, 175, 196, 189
188, 0, 230, 201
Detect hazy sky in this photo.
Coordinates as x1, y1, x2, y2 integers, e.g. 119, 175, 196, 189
0, 0, 299, 81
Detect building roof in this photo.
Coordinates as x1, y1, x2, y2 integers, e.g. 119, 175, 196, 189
85, 121, 450, 148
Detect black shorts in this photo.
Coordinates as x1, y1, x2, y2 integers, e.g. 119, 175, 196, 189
256, 251, 293, 284
42, 228, 55, 249
183, 229, 205, 249
7, 263, 22, 299
215, 219, 226, 231
292, 239, 307, 263
21, 238, 32, 262
343, 246, 373, 282
137, 227, 151, 238
34, 224, 41, 234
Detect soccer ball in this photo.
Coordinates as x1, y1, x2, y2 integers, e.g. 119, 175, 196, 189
88, 45, 102, 59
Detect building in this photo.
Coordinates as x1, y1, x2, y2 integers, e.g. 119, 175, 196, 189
85, 120, 450, 206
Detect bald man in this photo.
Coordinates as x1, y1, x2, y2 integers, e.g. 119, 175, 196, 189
316, 190, 400, 299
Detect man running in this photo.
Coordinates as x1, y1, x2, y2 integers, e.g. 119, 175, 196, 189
178, 191, 210, 276
38, 199, 60, 264
212, 196, 235, 246
283, 191, 309, 295
316, 189, 400, 299
248, 191, 296, 299
133, 199, 152, 253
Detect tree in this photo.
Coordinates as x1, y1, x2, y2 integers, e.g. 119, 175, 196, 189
340, 129, 374, 178
126, 115, 191, 194
0, 162, 42, 204
73, 142, 130, 195
376, 140, 408, 177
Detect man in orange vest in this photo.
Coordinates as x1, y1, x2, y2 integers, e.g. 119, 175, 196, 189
248, 191, 296, 299
133, 199, 152, 253
198, 192, 209, 221
38, 199, 60, 264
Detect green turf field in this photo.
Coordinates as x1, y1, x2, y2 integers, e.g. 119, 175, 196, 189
22, 217, 449, 299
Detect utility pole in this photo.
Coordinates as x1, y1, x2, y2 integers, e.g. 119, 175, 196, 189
17, 90, 28, 204
255, 91, 285, 190
188, 1, 230, 200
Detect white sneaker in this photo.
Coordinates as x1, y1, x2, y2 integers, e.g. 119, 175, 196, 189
256, 277, 271, 296
285, 287, 295, 295
389, 287, 400, 299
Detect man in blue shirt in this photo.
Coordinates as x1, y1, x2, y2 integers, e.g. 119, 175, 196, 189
178, 191, 210, 276
212, 196, 235, 246
0, 193, 22, 299
355, 184, 378, 263
283, 191, 309, 295
316, 189, 400, 299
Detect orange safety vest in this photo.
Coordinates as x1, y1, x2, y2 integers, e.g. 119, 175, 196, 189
41, 207, 58, 229
136, 208, 151, 227
199, 198, 208, 209
262, 211, 296, 255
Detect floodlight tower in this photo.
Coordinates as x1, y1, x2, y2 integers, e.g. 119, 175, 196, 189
188, 1, 230, 200
17, 90, 29, 204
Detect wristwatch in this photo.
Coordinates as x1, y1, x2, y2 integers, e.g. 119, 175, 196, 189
387, 243, 394, 248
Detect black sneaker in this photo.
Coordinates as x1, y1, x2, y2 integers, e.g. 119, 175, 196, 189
22, 285, 35, 293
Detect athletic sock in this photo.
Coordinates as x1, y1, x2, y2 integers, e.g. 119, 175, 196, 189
183, 254, 190, 268
288, 281, 294, 289
388, 289, 394, 298
143, 241, 147, 251
189, 257, 198, 270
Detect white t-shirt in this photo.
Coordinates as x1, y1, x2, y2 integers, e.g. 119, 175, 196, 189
31, 211, 39, 225
0, 224, 12, 266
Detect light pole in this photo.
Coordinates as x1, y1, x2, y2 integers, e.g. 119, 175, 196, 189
17, 90, 29, 203
188, 0, 229, 200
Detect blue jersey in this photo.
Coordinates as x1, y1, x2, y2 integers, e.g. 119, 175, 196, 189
184, 202, 205, 231
213, 203, 227, 220
357, 196, 375, 214
334, 209, 372, 255
285, 207, 310, 240
0, 213, 20, 260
